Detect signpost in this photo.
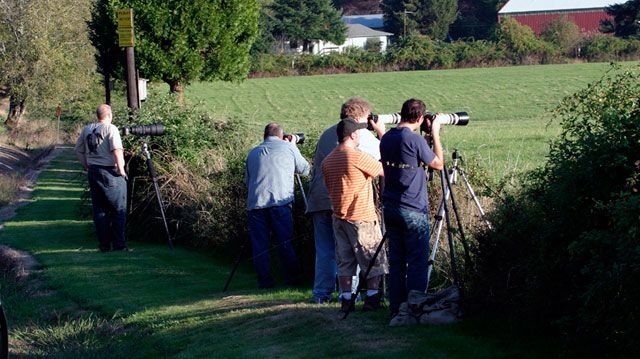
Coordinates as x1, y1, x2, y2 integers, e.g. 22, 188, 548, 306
117, 9, 138, 110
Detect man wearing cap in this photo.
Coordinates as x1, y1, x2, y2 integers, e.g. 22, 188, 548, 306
306, 97, 384, 304
321, 118, 387, 313
380, 98, 444, 318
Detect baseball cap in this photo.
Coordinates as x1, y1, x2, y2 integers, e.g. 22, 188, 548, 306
337, 118, 367, 141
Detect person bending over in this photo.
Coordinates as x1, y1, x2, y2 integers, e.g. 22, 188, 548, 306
245, 123, 310, 288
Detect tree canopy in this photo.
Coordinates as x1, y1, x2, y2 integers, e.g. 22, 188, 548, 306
600, 0, 640, 39
0, 0, 95, 126
270, 0, 347, 53
382, 0, 458, 40
89, 0, 260, 95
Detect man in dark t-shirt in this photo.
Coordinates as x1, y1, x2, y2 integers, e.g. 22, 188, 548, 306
380, 98, 444, 317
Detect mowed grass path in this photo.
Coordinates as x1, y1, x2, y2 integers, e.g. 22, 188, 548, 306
0, 148, 546, 357
188, 62, 638, 178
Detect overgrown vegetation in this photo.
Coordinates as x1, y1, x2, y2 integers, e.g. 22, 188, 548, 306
469, 64, 640, 357
249, 19, 640, 77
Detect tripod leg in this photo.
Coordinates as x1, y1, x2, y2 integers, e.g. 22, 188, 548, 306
442, 164, 471, 268
459, 169, 492, 230
295, 174, 308, 210
143, 144, 173, 249
439, 169, 460, 286
426, 184, 450, 292
342, 233, 387, 320
223, 237, 249, 292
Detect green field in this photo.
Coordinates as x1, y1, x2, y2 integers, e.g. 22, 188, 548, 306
187, 62, 637, 178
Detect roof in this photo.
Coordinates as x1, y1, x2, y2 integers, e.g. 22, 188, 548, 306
498, 0, 625, 14
342, 14, 385, 29
346, 23, 392, 38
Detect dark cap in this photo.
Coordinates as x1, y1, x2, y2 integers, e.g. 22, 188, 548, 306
337, 118, 367, 141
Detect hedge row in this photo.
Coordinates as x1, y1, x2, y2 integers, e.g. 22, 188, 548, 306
250, 32, 640, 77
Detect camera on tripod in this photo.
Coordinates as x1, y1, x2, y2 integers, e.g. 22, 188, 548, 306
284, 133, 305, 144
421, 112, 469, 133
120, 123, 165, 136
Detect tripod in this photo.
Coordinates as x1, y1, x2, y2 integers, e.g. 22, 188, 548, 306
425, 149, 491, 291
137, 141, 174, 249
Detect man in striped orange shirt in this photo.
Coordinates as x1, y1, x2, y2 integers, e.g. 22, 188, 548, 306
321, 118, 388, 313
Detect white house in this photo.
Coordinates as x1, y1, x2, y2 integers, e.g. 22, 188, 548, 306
313, 23, 393, 54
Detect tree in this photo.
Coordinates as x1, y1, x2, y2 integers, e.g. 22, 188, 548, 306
541, 16, 581, 57
382, 0, 458, 40
88, 0, 121, 105
90, 0, 260, 98
450, 0, 508, 40
600, 0, 640, 39
270, 0, 347, 53
0, 0, 95, 126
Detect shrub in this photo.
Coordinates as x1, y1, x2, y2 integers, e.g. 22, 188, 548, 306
581, 35, 628, 61
470, 64, 640, 356
494, 17, 548, 63
387, 35, 438, 70
540, 16, 582, 57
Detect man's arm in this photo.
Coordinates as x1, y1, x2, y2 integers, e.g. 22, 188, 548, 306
428, 121, 444, 170
76, 152, 88, 171
292, 145, 311, 176
113, 149, 126, 177
369, 117, 385, 140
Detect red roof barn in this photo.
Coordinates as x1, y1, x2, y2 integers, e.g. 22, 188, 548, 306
498, 0, 626, 34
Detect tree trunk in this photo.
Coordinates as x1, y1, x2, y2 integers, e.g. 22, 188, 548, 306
103, 73, 111, 105
5, 95, 26, 128
168, 80, 184, 104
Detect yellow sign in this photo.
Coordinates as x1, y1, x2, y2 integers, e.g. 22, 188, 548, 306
116, 9, 133, 29
116, 9, 134, 47
118, 29, 135, 47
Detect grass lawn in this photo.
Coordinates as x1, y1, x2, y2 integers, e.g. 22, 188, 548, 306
0, 147, 550, 357
187, 62, 638, 179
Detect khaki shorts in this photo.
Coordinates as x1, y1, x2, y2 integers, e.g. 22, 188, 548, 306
332, 217, 388, 278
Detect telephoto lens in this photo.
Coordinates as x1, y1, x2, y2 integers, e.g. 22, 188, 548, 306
367, 113, 401, 130
284, 133, 305, 144
426, 112, 469, 126
120, 123, 165, 136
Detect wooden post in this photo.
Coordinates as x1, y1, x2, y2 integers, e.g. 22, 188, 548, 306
117, 9, 138, 111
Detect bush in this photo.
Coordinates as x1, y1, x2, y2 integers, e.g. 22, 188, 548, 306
492, 17, 549, 64
541, 16, 582, 57
581, 35, 629, 61
115, 94, 255, 249
470, 64, 640, 356
387, 35, 438, 70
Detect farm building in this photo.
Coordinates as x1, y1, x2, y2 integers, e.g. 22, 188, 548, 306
498, 0, 626, 34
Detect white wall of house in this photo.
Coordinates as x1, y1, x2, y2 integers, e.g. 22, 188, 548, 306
314, 35, 389, 54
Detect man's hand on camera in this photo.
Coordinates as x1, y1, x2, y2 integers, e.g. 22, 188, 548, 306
431, 117, 442, 135
368, 117, 385, 139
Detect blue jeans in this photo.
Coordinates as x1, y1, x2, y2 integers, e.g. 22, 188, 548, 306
248, 205, 301, 288
383, 202, 430, 314
87, 166, 127, 251
311, 211, 336, 301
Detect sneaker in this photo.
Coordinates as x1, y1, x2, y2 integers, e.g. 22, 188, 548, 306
340, 299, 355, 314
362, 293, 382, 312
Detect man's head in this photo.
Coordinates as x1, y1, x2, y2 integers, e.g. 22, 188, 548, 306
400, 99, 426, 124
96, 104, 112, 123
340, 97, 371, 123
337, 118, 367, 144
264, 122, 284, 140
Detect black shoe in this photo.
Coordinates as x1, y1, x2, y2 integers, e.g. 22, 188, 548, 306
340, 298, 355, 314
362, 293, 382, 312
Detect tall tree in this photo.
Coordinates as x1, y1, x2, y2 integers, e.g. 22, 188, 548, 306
90, 0, 259, 98
450, 0, 508, 40
270, 0, 347, 53
88, 0, 120, 105
600, 0, 640, 39
382, 0, 458, 40
0, 0, 95, 126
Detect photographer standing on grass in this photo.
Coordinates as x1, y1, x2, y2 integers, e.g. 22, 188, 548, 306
380, 99, 444, 318
322, 118, 387, 313
245, 123, 310, 288
306, 97, 385, 303
75, 104, 128, 252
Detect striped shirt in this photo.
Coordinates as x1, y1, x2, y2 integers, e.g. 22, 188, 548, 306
321, 146, 382, 221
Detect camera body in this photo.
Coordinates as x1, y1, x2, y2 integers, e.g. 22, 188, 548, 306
367, 113, 401, 131
120, 123, 165, 136
284, 133, 305, 144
